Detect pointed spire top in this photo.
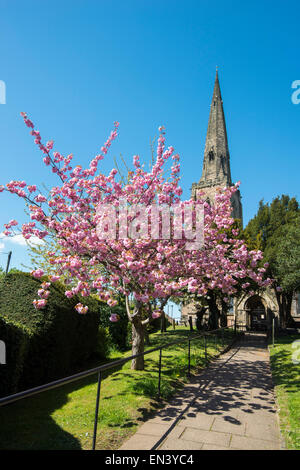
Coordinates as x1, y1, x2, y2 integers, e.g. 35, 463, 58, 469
212, 67, 222, 101
215, 66, 219, 85
198, 68, 232, 187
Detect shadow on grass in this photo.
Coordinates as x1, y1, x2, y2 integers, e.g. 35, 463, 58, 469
0, 354, 127, 450
105, 337, 232, 410
0, 330, 237, 450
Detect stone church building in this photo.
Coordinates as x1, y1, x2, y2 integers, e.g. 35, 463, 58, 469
181, 70, 300, 330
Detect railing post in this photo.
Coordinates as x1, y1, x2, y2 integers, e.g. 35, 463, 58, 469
92, 371, 102, 450
204, 334, 207, 364
158, 348, 162, 398
187, 339, 191, 377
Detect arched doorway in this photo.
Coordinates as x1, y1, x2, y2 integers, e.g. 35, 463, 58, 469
245, 295, 267, 331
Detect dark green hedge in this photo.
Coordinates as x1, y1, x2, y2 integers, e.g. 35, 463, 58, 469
0, 316, 32, 397
98, 299, 129, 351
0, 272, 100, 397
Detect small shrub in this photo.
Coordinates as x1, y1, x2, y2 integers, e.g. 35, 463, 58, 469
98, 299, 129, 351
148, 315, 171, 334
128, 376, 174, 399
95, 326, 111, 359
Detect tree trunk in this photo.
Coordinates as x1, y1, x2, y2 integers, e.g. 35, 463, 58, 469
160, 311, 167, 332
145, 328, 150, 346
274, 289, 285, 328
284, 292, 294, 327
195, 307, 206, 331
131, 318, 145, 370
220, 300, 228, 328
207, 294, 220, 330
188, 315, 194, 331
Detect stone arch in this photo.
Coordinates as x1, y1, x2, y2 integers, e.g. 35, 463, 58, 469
234, 289, 279, 330
245, 294, 267, 310
237, 290, 277, 312
244, 295, 267, 331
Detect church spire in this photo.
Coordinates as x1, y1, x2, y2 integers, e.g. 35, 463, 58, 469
199, 69, 232, 186
191, 69, 243, 225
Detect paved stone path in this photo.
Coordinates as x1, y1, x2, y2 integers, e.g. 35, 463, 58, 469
120, 333, 283, 450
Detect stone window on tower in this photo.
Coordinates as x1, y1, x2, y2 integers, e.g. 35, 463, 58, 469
220, 155, 226, 172
208, 148, 214, 161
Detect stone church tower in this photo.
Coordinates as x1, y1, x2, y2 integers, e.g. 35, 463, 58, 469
181, 70, 300, 328
191, 69, 243, 224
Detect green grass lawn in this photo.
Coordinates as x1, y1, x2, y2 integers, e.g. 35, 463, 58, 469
0, 326, 236, 450
269, 333, 300, 450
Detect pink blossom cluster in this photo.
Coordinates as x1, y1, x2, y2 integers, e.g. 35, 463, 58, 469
151, 310, 162, 319
75, 303, 88, 314
109, 313, 120, 322
33, 299, 47, 309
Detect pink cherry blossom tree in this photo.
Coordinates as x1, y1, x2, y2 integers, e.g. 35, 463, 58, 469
1, 114, 271, 369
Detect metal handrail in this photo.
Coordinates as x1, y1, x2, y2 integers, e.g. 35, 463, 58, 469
0, 326, 236, 450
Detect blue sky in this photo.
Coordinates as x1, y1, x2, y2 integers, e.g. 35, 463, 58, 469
0, 0, 299, 281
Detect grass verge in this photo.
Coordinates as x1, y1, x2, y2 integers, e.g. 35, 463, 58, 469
0, 326, 237, 450
269, 333, 300, 449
